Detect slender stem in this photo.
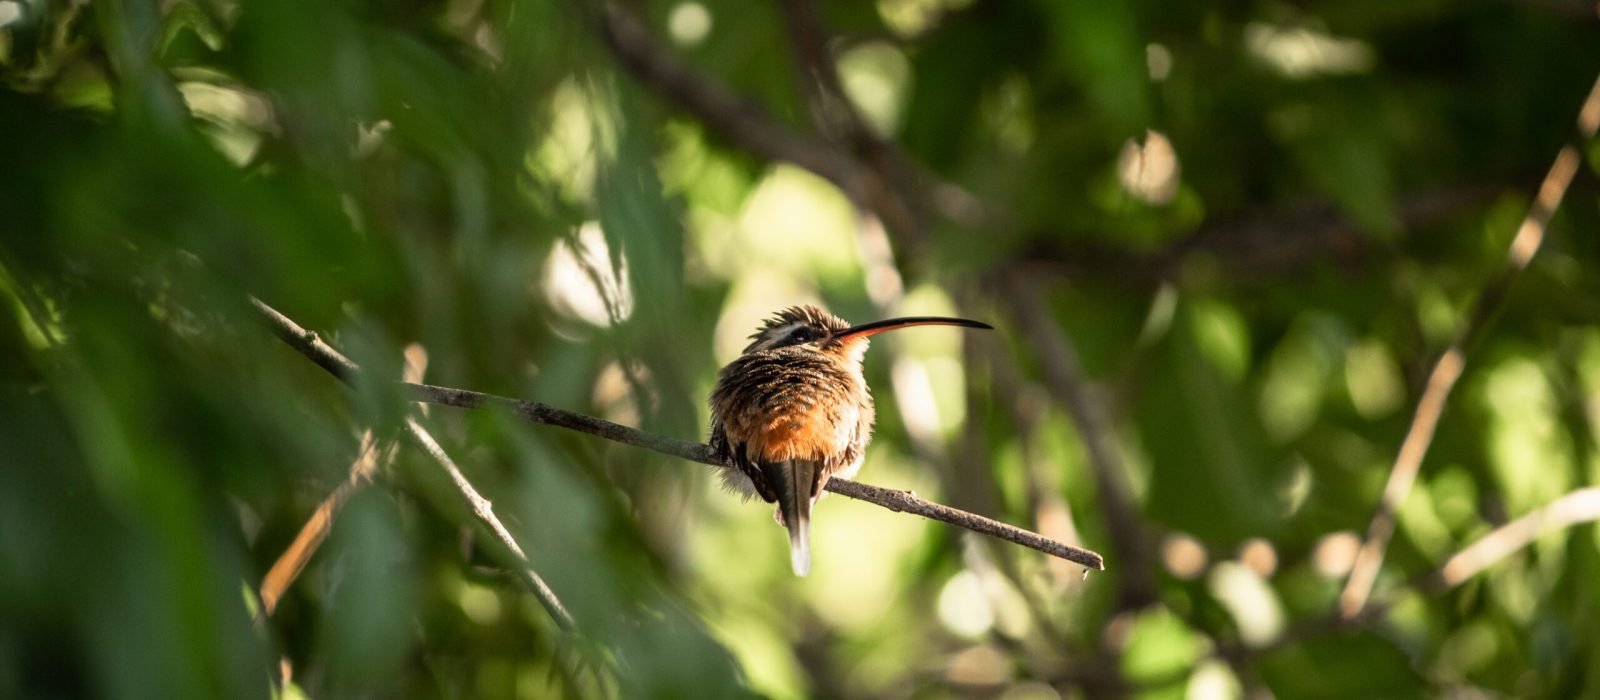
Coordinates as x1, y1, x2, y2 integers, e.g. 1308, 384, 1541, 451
258, 430, 394, 618
1428, 487, 1600, 590
403, 416, 578, 630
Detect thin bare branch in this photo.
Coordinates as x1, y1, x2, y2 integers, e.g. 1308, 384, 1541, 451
1429, 487, 1600, 590
249, 298, 577, 631
827, 478, 1104, 569
252, 298, 1106, 571
401, 415, 577, 630
408, 380, 1103, 569
1339, 72, 1600, 618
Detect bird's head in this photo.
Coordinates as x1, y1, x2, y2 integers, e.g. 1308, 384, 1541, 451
742, 305, 993, 360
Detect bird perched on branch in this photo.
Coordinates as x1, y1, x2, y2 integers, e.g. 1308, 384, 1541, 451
710, 305, 992, 575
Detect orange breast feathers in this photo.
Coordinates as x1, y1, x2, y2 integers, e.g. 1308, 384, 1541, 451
727, 401, 860, 465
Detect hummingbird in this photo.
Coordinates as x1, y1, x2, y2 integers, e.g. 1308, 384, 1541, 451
709, 305, 992, 575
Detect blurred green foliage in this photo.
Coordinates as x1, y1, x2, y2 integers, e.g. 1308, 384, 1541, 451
3, 0, 1600, 697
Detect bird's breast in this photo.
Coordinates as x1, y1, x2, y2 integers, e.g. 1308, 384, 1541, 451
713, 353, 871, 466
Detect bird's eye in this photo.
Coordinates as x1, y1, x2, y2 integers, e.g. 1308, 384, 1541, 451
789, 328, 813, 343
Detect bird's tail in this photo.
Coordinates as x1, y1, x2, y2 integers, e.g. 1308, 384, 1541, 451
763, 459, 817, 576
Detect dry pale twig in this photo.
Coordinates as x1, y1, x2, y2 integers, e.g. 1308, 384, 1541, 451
252, 298, 1107, 571
1428, 487, 1600, 590
400, 415, 576, 631
258, 346, 425, 618
249, 298, 578, 631
258, 431, 394, 617
1339, 72, 1600, 618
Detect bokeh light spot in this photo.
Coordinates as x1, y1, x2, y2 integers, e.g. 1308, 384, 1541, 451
1312, 530, 1361, 578
1207, 562, 1285, 647
1162, 532, 1208, 580
938, 570, 996, 638
1238, 537, 1278, 577
668, 2, 712, 46
1117, 130, 1181, 205
540, 222, 634, 328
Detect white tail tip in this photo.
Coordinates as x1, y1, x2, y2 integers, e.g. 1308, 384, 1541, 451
789, 532, 811, 576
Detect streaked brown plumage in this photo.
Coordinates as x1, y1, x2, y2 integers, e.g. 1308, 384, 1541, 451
710, 305, 992, 575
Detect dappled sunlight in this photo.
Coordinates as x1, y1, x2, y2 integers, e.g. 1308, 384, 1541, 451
838, 41, 912, 137
1207, 562, 1284, 647
1188, 298, 1250, 380
667, 2, 712, 47
891, 358, 946, 439
1145, 43, 1172, 82
176, 80, 276, 165
703, 615, 807, 700
1344, 338, 1403, 419
455, 579, 503, 626
590, 360, 643, 426
9, 0, 1600, 696
1117, 129, 1180, 205
711, 278, 818, 363
937, 570, 995, 638
539, 222, 634, 329
1399, 470, 1461, 560
1119, 607, 1207, 684
1186, 659, 1242, 700
875, 0, 966, 38
1312, 531, 1360, 579
531, 80, 616, 204
1482, 357, 1574, 512
804, 461, 930, 631
1238, 537, 1277, 578
732, 165, 863, 279
1245, 22, 1376, 79
1162, 532, 1208, 580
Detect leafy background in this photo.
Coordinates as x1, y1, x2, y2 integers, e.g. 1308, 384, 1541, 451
3, 0, 1600, 697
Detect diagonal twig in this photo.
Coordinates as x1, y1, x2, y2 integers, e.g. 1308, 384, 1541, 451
248, 298, 578, 631
252, 298, 1106, 571
258, 430, 396, 618
1427, 486, 1600, 590
258, 345, 425, 618
400, 414, 576, 631
1339, 72, 1600, 618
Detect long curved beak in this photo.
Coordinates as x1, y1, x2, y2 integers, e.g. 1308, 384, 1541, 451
830, 316, 993, 343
